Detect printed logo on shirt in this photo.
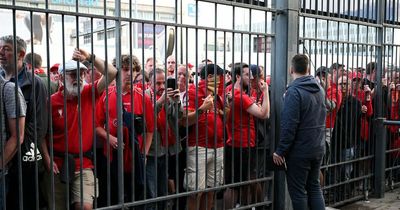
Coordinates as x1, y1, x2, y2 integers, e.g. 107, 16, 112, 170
22, 143, 43, 162
58, 109, 63, 118
113, 119, 118, 127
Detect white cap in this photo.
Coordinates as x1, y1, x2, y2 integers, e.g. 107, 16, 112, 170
58, 60, 88, 74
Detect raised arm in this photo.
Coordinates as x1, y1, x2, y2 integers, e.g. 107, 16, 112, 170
246, 81, 270, 119
72, 48, 118, 94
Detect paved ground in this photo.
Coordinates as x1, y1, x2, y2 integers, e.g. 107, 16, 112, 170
337, 188, 400, 210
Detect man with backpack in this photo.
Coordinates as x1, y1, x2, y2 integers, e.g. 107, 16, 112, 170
0, 35, 48, 210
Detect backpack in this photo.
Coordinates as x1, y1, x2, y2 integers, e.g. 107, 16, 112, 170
122, 108, 145, 186
8, 81, 43, 175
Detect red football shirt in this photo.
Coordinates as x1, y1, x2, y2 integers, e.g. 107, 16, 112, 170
326, 84, 342, 128
50, 82, 99, 171
96, 86, 154, 158
226, 88, 256, 148
184, 81, 225, 148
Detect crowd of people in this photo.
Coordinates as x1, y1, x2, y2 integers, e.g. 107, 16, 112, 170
0, 34, 399, 210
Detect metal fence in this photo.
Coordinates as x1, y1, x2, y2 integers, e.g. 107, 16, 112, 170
0, 0, 277, 210
0, 0, 399, 210
298, 0, 400, 208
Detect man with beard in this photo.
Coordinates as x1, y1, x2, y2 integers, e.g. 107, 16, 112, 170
95, 54, 154, 207
224, 63, 270, 209
144, 68, 181, 210
0, 35, 48, 210
42, 49, 117, 210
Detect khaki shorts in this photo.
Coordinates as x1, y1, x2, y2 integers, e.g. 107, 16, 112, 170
43, 169, 97, 210
184, 146, 224, 191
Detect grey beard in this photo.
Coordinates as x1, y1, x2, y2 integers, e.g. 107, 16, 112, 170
65, 84, 81, 97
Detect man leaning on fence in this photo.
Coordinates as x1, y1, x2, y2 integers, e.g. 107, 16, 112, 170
0, 73, 27, 210
273, 54, 327, 210
0, 35, 49, 210
41, 49, 117, 210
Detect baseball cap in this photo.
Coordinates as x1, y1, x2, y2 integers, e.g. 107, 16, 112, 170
315, 66, 329, 76
200, 64, 224, 79
250, 64, 261, 77
50, 63, 60, 73
330, 63, 345, 71
58, 60, 88, 74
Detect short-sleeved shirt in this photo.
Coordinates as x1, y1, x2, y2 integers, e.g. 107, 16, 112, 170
50, 82, 99, 171
0, 75, 27, 158
326, 84, 342, 128
96, 86, 154, 159
226, 88, 256, 148
184, 83, 224, 148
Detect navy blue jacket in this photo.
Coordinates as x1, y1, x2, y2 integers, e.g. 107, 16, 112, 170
276, 75, 327, 158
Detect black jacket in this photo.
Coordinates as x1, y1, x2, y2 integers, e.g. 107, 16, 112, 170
331, 95, 362, 162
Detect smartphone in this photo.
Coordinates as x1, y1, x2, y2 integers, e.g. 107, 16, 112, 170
167, 77, 176, 89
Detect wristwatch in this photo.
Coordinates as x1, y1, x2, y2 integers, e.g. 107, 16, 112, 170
196, 108, 204, 115
87, 53, 96, 63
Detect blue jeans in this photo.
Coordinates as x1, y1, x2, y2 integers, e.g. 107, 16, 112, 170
146, 155, 167, 210
341, 147, 355, 181
286, 155, 325, 210
0, 170, 8, 210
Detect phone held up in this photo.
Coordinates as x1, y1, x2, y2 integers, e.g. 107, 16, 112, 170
167, 77, 176, 90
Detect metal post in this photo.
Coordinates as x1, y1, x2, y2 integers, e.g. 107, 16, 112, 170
273, 0, 299, 209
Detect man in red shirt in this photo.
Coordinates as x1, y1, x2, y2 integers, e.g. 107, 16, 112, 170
182, 64, 226, 210
96, 54, 154, 206
42, 49, 117, 210
224, 63, 269, 209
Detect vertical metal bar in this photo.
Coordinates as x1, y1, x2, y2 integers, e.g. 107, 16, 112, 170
221, 29, 227, 210
105, 22, 111, 208
194, 1, 200, 209
115, 0, 124, 206
28, 10, 40, 210
90, 17, 98, 209
273, 0, 299, 209
374, 0, 386, 198
204, 27, 209, 209
73, 3, 86, 208
59, 14, 71, 210
230, 5, 236, 209
10, 8, 24, 210
185, 26, 189, 209
140, 21, 146, 207
213, 3, 218, 209
41, 1, 54, 209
